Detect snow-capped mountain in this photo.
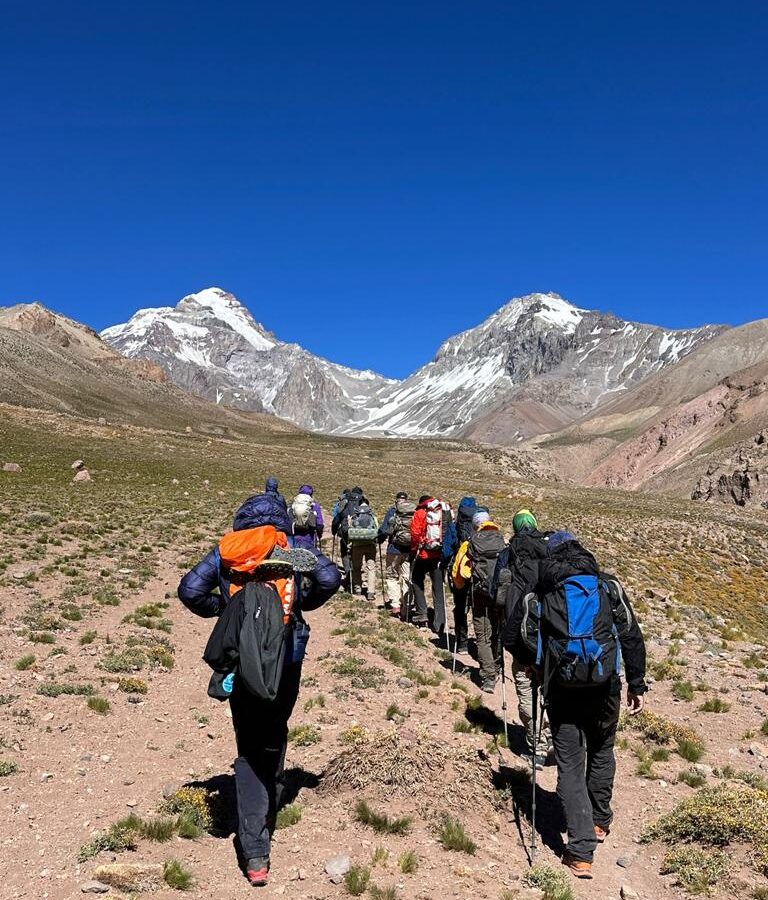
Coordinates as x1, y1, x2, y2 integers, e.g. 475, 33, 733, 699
101, 288, 396, 432
101, 288, 724, 438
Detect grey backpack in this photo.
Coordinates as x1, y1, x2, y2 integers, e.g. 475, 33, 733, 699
238, 582, 293, 701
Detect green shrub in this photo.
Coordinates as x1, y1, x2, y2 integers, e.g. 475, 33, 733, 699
344, 864, 371, 896
163, 858, 194, 891
140, 817, 176, 842
642, 784, 768, 877
678, 769, 706, 788
160, 787, 213, 831
672, 681, 694, 702
79, 630, 97, 645
678, 738, 705, 763
525, 864, 575, 900
38, 681, 94, 697
77, 818, 140, 861
15, 654, 35, 671
661, 846, 729, 894
398, 850, 418, 874
275, 804, 302, 829
0, 760, 19, 777
699, 697, 730, 714
288, 724, 321, 746
118, 677, 148, 694
354, 800, 411, 835
369, 886, 397, 900
86, 696, 110, 715
437, 815, 476, 854
370, 846, 388, 866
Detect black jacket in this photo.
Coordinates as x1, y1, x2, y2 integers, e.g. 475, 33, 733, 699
502, 541, 647, 696
492, 528, 550, 615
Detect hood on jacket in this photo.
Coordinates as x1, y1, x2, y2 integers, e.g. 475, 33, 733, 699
298, 484, 314, 496
265, 477, 280, 493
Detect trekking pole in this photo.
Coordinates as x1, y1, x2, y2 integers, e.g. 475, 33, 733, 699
378, 543, 386, 604
331, 534, 337, 565
500, 645, 509, 750
530, 677, 539, 862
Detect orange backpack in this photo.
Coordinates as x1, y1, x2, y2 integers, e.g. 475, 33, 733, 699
219, 525, 295, 623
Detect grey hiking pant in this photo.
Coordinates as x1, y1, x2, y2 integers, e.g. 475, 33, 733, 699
472, 597, 501, 684
230, 663, 302, 861
351, 542, 377, 597
548, 687, 621, 863
385, 548, 410, 609
511, 659, 551, 755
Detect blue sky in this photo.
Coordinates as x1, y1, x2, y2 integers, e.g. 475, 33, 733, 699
1, 2, 766, 378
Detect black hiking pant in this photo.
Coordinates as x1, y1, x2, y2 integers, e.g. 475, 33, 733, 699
229, 663, 302, 862
411, 556, 446, 632
547, 686, 621, 863
452, 582, 470, 650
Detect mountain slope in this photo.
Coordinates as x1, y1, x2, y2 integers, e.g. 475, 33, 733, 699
102, 288, 723, 439
531, 320, 768, 500
0, 302, 297, 435
101, 288, 396, 432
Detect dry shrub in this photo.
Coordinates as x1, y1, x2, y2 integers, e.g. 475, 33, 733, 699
321, 727, 493, 810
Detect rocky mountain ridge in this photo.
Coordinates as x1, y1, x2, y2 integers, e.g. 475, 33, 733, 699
100, 287, 724, 439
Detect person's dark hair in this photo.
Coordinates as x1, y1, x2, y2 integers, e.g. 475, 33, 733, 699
396, 491, 408, 500
418, 494, 430, 504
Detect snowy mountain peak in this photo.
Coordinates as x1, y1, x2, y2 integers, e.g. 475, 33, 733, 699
102, 287, 727, 440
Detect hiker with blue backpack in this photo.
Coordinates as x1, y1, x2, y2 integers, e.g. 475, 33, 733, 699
503, 530, 647, 880
177, 487, 341, 888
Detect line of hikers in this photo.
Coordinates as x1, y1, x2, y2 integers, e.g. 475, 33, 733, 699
177, 477, 647, 886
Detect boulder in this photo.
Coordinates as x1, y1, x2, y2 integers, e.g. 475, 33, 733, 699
80, 881, 110, 894
3, 462, 21, 473
73, 469, 92, 483
71, 459, 84, 470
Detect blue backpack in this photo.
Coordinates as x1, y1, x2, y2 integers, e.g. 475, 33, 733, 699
536, 575, 621, 691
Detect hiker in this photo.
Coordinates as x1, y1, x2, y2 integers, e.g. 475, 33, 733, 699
448, 496, 477, 654
332, 487, 378, 599
331, 486, 367, 588
289, 485, 324, 550
233, 481, 292, 534
378, 491, 415, 616
503, 531, 647, 880
452, 508, 506, 692
178, 519, 341, 888
492, 509, 553, 767
409, 494, 448, 632
264, 476, 287, 508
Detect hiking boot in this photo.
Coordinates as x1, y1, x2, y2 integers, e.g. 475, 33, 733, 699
594, 824, 609, 843
412, 617, 429, 628
246, 857, 270, 887
481, 678, 497, 694
390, 606, 401, 618
562, 854, 593, 879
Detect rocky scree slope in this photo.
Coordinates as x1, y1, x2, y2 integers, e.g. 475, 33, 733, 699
101, 288, 722, 439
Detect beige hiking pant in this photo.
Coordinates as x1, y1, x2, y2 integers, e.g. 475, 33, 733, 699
351, 542, 377, 597
385, 549, 410, 609
512, 658, 552, 754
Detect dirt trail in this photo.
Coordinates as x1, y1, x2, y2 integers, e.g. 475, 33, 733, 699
3, 554, 768, 900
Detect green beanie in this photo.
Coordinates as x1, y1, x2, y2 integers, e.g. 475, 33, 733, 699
512, 509, 537, 533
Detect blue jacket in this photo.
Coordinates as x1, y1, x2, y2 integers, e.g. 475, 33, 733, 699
233, 492, 291, 534
178, 545, 341, 620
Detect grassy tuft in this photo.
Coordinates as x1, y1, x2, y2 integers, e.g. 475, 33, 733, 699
398, 850, 418, 874
354, 800, 412, 835
661, 846, 729, 894
0, 760, 19, 777
15, 654, 35, 670
163, 858, 194, 891
288, 724, 321, 746
86, 695, 110, 715
437, 815, 476, 854
344, 864, 371, 896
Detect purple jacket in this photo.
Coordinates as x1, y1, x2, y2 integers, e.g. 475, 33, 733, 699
292, 500, 324, 549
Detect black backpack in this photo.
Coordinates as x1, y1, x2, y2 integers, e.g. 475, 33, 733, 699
238, 581, 293, 701
467, 527, 505, 600
525, 574, 629, 693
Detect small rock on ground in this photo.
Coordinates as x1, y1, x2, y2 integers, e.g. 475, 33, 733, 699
621, 886, 640, 900
324, 854, 351, 883
3, 462, 22, 472
80, 881, 110, 894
